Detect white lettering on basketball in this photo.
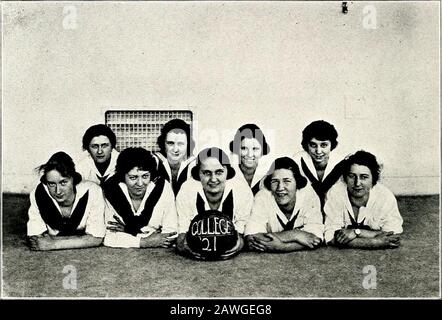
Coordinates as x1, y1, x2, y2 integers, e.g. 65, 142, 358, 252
191, 217, 231, 236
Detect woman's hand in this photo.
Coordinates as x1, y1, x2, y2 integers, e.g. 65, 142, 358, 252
374, 231, 401, 249
106, 215, 126, 232
334, 228, 357, 245
140, 231, 177, 248
246, 233, 307, 252
176, 233, 205, 260
294, 230, 322, 248
245, 233, 272, 252
254, 233, 284, 252
219, 234, 244, 260
28, 234, 53, 251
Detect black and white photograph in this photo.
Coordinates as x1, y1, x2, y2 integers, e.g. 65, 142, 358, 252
1, 0, 440, 305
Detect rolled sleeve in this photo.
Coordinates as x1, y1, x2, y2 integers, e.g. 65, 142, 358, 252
84, 185, 106, 238
103, 231, 141, 248
379, 192, 403, 234
27, 190, 48, 236
152, 183, 178, 234
300, 191, 324, 240
302, 223, 324, 240
233, 187, 254, 234
323, 188, 345, 243
103, 203, 142, 248
175, 184, 194, 234
244, 192, 269, 236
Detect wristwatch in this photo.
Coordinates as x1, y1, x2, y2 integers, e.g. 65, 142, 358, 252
354, 229, 361, 237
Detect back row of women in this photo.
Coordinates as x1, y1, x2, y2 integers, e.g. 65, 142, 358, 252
27, 119, 403, 259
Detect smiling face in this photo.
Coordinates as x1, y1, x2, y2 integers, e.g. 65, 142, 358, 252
88, 135, 112, 164
270, 169, 297, 211
240, 137, 263, 170
45, 169, 75, 205
345, 164, 373, 201
199, 157, 228, 195
165, 129, 188, 165
124, 167, 151, 200
307, 138, 331, 167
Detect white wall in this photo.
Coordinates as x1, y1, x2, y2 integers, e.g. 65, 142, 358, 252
2, 1, 440, 195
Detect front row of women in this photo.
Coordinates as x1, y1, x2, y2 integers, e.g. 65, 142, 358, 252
27, 145, 403, 256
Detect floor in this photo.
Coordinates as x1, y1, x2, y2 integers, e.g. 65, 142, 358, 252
2, 193, 440, 298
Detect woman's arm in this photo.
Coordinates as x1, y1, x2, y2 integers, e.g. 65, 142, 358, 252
246, 233, 319, 252
28, 233, 103, 251
27, 189, 50, 237
331, 229, 401, 249
271, 241, 311, 253
271, 229, 322, 248
219, 234, 245, 259
176, 233, 204, 260
341, 234, 401, 249
233, 186, 254, 235
140, 232, 177, 248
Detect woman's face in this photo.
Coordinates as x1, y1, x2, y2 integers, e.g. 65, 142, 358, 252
269, 169, 297, 209
124, 167, 151, 199
165, 129, 188, 165
307, 138, 332, 166
240, 138, 263, 169
345, 164, 373, 200
199, 157, 228, 195
45, 169, 75, 204
88, 135, 113, 164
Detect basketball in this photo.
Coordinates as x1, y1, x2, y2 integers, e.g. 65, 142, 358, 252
186, 210, 238, 260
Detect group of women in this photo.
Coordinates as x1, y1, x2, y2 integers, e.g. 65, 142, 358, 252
27, 119, 403, 259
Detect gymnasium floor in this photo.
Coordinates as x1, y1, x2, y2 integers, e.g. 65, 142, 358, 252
1, 193, 440, 298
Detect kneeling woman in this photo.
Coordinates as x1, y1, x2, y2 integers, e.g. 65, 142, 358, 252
245, 157, 324, 252
229, 123, 272, 195
27, 152, 106, 250
155, 119, 196, 197
102, 148, 177, 248
293, 120, 346, 218
324, 151, 403, 249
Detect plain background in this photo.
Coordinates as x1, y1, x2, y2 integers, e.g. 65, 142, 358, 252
2, 1, 440, 195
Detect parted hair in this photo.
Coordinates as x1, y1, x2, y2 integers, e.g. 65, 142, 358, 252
301, 120, 338, 151
157, 119, 195, 157
115, 147, 159, 182
191, 147, 236, 181
343, 150, 381, 185
37, 151, 82, 185
263, 157, 307, 190
229, 123, 270, 156
82, 124, 117, 150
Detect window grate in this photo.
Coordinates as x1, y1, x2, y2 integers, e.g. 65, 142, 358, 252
105, 110, 193, 152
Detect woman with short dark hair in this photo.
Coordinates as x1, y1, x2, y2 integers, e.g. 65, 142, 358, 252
176, 147, 254, 260
102, 148, 177, 248
77, 124, 119, 185
324, 150, 403, 249
155, 119, 196, 197
245, 157, 323, 252
27, 152, 106, 250
229, 123, 272, 195
293, 120, 346, 218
